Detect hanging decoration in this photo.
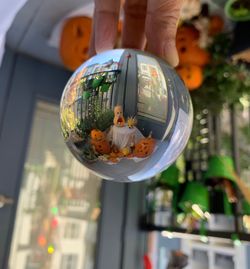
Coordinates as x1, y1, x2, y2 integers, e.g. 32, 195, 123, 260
225, 0, 250, 21
60, 16, 92, 71
59, 15, 123, 71
60, 49, 193, 182
175, 5, 250, 112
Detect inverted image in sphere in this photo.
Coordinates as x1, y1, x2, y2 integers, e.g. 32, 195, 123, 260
60, 49, 193, 182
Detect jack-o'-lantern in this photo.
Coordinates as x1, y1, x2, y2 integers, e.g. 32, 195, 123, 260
91, 129, 105, 141
134, 136, 156, 158
176, 64, 203, 90
90, 129, 111, 155
60, 16, 92, 71
60, 49, 193, 182
176, 25, 199, 46
177, 43, 210, 66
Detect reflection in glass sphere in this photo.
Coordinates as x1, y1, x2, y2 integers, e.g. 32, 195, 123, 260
60, 49, 193, 182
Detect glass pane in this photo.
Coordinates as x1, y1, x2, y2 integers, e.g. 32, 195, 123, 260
137, 54, 168, 122
221, 107, 232, 156
236, 102, 250, 186
9, 101, 101, 269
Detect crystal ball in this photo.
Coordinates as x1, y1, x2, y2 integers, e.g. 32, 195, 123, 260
60, 49, 193, 182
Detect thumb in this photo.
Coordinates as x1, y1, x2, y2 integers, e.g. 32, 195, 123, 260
146, 0, 182, 67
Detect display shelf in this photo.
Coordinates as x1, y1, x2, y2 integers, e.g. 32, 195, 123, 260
140, 218, 250, 241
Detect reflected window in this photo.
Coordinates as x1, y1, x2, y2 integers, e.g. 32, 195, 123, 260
9, 102, 101, 269
60, 255, 78, 269
64, 223, 80, 239
137, 54, 168, 122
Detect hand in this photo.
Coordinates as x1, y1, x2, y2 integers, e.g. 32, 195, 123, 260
89, 0, 183, 67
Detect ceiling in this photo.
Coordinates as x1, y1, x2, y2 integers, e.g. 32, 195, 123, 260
6, 0, 92, 67
6, 0, 250, 67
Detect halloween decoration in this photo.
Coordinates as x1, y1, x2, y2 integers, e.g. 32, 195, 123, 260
205, 155, 238, 203
225, 0, 250, 21
177, 42, 210, 67
60, 16, 92, 71
178, 182, 209, 219
60, 49, 193, 182
176, 25, 210, 91
208, 15, 224, 36
176, 64, 203, 91
159, 164, 180, 189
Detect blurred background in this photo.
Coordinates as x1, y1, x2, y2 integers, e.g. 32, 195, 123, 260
0, 0, 250, 268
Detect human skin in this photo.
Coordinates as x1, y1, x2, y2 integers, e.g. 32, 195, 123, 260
89, 0, 183, 67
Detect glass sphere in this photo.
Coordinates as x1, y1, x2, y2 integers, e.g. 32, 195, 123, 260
60, 49, 193, 182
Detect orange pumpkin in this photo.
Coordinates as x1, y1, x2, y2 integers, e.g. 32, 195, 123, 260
91, 129, 111, 155
60, 16, 92, 71
177, 43, 210, 67
91, 129, 106, 141
208, 15, 224, 36
176, 25, 199, 46
176, 64, 203, 91
134, 136, 156, 158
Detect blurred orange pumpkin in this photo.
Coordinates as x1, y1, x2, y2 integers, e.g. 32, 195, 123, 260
177, 43, 210, 66
176, 25, 200, 45
176, 64, 203, 90
134, 136, 156, 158
209, 15, 224, 36
60, 16, 92, 71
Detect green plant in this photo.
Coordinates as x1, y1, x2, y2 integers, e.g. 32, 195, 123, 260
191, 33, 250, 113
96, 110, 114, 131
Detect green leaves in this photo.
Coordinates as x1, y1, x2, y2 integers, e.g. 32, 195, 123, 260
191, 33, 250, 113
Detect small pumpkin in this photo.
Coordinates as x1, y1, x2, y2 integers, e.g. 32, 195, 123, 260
177, 43, 210, 66
176, 25, 199, 46
91, 129, 105, 141
176, 64, 203, 91
208, 15, 224, 36
60, 16, 92, 71
90, 129, 111, 155
134, 136, 156, 158
92, 140, 111, 155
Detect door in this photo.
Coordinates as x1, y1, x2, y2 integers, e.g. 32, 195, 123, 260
0, 51, 126, 269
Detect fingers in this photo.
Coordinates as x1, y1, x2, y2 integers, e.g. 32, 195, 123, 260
88, 10, 96, 57
146, 0, 183, 66
122, 0, 147, 50
91, 0, 121, 54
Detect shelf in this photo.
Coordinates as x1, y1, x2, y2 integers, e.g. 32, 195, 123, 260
140, 221, 250, 241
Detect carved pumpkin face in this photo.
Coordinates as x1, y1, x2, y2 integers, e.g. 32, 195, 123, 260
60, 16, 92, 71
176, 64, 203, 91
91, 129, 105, 141
176, 25, 199, 45
134, 137, 156, 158
177, 42, 210, 67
